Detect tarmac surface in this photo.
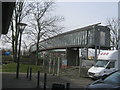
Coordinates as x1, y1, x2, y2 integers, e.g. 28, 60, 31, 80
2, 72, 37, 88
2, 72, 93, 89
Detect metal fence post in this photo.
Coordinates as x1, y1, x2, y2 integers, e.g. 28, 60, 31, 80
37, 71, 40, 88
44, 73, 47, 90
26, 66, 29, 78
49, 55, 52, 73
53, 59, 55, 76
66, 83, 70, 90
29, 67, 32, 80
57, 57, 60, 76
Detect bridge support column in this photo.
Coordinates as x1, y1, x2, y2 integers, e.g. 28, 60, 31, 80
66, 48, 79, 66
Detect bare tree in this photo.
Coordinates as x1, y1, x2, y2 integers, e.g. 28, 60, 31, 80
2, 0, 30, 62
22, 40, 34, 55
106, 18, 119, 50
2, 0, 64, 65
26, 0, 64, 65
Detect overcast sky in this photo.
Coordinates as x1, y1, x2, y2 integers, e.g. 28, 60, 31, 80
54, 1, 118, 32
1, 0, 119, 49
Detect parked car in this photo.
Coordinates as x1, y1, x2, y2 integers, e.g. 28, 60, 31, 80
85, 70, 120, 90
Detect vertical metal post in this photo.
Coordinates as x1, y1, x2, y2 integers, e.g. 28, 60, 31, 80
37, 71, 40, 88
77, 48, 80, 66
26, 66, 29, 78
98, 28, 101, 55
94, 45, 97, 62
86, 30, 89, 60
118, 2, 120, 70
53, 59, 55, 76
76, 56, 77, 66
86, 47, 88, 60
79, 46, 82, 77
29, 67, 32, 80
42, 53, 45, 67
66, 83, 70, 90
44, 73, 47, 90
16, 32, 22, 79
79, 56, 82, 77
76, 48, 79, 66
15, 23, 27, 79
49, 54, 52, 73
57, 57, 60, 76
99, 45, 101, 54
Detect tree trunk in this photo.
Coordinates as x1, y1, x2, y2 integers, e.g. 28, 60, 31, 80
36, 32, 40, 65
36, 44, 39, 65
36, 21, 41, 65
11, 21, 15, 62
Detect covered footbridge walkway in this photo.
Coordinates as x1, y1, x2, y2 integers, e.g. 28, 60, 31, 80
30, 24, 110, 66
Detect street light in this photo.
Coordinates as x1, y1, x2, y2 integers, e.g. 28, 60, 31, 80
16, 22, 27, 79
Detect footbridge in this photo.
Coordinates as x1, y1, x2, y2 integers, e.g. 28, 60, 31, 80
30, 24, 110, 66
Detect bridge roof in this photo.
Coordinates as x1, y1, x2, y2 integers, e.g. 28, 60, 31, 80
40, 23, 106, 43
30, 23, 110, 52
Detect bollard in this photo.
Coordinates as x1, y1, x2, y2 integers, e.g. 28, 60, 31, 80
37, 71, 40, 88
26, 66, 29, 78
66, 83, 70, 90
44, 73, 47, 90
29, 67, 32, 80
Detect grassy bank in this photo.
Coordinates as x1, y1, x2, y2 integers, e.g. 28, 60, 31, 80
2, 63, 48, 73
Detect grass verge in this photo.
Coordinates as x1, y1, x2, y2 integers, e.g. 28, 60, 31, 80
2, 62, 48, 73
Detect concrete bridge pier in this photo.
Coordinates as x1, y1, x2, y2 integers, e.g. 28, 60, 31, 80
66, 48, 79, 66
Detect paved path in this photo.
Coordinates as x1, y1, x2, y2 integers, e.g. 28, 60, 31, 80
2, 72, 93, 89
33, 74, 93, 88
2, 72, 37, 89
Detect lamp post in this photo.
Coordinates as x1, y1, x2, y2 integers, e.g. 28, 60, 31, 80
16, 23, 27, 79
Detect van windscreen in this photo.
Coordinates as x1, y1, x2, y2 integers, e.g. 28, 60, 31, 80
95, 60, 109, 67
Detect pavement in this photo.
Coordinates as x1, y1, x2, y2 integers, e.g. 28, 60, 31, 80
2, 72, 38, 89
2, 72, 93, 89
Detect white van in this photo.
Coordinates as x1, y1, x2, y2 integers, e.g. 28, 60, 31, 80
88, 50, 118, 79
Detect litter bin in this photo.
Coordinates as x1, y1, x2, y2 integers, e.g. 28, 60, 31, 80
52, 84, 65, 90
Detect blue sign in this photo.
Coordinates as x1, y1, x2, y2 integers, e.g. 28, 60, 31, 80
5, 52, 11, 55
